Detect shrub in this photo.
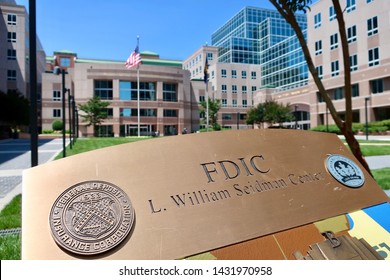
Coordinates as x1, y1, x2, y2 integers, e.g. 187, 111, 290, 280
310, 124, 341, 134
42, 129, 54, 134
52, 120, 63, 131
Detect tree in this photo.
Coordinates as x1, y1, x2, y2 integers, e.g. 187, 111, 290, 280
0, 90, 30, 130
246, 100, 294, 127
78, 96, 110, 137
200, 97, 221, 130
269, 0, 371, 175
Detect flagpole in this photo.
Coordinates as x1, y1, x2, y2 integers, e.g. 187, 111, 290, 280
137, 35, 140, 137
206, 82, 209, 132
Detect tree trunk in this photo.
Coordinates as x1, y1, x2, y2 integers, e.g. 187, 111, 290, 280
269, 0, 371, 175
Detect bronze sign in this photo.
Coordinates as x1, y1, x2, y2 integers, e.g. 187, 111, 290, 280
49, 181, 134, 255
22, 130, 389, 259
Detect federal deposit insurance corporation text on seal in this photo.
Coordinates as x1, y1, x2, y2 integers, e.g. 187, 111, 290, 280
49, 181, 135, 256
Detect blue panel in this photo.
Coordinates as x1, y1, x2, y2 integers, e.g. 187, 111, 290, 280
363, 202, 390, 232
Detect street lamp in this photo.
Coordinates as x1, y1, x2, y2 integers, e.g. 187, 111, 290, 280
295, 105, 298, 129
72, 97, 76, 145
365, 96, 370, 141
53, 66, 68, 158
237, 112, 240, 130
68, 93, 72, 149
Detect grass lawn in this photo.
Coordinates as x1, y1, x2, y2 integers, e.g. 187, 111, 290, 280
55, 137, 151, 159
0, 195, 21, 260
372, 168, 390, 190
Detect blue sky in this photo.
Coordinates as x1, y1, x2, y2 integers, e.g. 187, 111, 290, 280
17, 0, 277, 61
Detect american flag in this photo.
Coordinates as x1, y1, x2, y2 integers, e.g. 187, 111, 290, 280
125, 46, 141, 69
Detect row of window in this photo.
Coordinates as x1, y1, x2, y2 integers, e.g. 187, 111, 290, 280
315, 47, 380, 78
315, 17, 378, 55
220, 85, 257, 94
7, 14, 17, 25
317, 78, 384, 103
221, 69, 257, 79
92, 80, 178, 101
221, 99, 251, 108
314, 0, 374, 28
52, 108, 179, 118
185, 52, 213, 71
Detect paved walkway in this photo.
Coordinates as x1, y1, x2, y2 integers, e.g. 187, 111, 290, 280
0, 136, 389, 211
0, 138, 67, 211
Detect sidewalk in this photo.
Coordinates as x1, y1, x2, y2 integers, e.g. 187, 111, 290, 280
0, 138, 67, 211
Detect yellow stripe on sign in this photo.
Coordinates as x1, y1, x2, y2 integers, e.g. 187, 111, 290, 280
348, 210, 390, 260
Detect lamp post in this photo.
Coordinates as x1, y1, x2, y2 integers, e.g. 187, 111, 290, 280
295, 105, 298, 129
53, 66, 67, 158
365, 97, 370, 141
68, 92, 73, 149
72, 97, 76, 145
237, 112, 240, 130
29, 0, 38, 167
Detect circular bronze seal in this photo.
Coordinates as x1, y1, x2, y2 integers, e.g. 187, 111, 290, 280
49, 181, 134, 255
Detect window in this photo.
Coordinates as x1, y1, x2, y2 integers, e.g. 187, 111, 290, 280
164, 109, 177, 117
221, 69, 227, 78
347, 25, 357, 43
60, 57, 71, 67
7, 32, 16, 43
163, 83, 177, 102
53, 90, 61, 101
367, 16, 378, 36
330, 33, 338, 50
350, 54, 358, 72
331, 60, 339, 77
232, 99, 237, 107
241, 71, 247, 79
251, 71, 257, 79
222, 114, 232, 120
346, 0, 356, 13
368, 48, 379, 67
367, 0, 374, 3
352, 84, 359, 97
242, 99, 247, 107
221, 84, 227, 93
96, 125, 113, 137
211, 71, 215, 79
119, 81, 156, 101
222, 99, 227, 107
232, 85, 237, 94
53, 109, 61, 118
315, 40, 322, 55
251, 86, 257, 93
102, 108, 113, 117
316, 65, 323, 79
329, 6, 336, 21
94, 80, 113, 100
314, 13, 322, 28
371, 79, 383, 94
334, 88, 344, 100
7, 70, 16, 80
7, 49, 16, 60
242, 85, 247, 94
207, 52, 213, 60
7, 14, 16, 25
231, 70, 237, 78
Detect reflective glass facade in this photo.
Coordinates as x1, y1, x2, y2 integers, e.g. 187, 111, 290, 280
211, 7, 306, 65
261, 30, 308, 91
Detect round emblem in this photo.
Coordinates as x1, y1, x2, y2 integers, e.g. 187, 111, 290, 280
49, 181, 134, 255
326, 154, 365, 188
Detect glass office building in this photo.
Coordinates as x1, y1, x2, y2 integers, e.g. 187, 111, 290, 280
261, 29, 308, 91
211, 7, 306, 66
